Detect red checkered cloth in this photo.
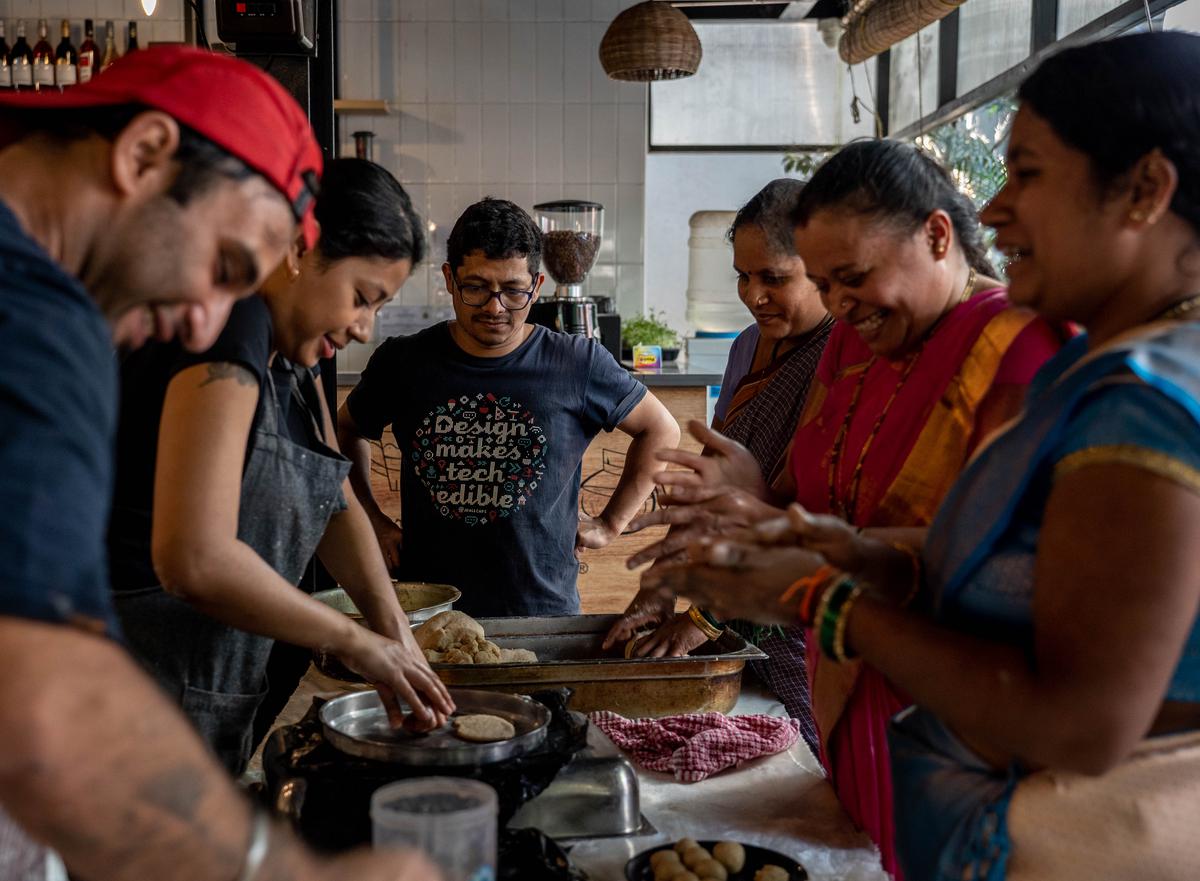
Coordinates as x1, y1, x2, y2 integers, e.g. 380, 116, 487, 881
589, 711, 801, 783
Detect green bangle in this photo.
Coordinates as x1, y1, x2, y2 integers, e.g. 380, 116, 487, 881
818, 575, 858, 661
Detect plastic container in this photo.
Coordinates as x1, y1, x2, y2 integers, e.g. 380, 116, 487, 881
686, 209, 744, 333
371, 777, 498, 881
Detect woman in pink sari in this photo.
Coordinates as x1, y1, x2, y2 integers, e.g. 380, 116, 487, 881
632, 141, 1063, 877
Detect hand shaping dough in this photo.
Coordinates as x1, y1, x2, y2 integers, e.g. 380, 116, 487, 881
452, 713, 516, 743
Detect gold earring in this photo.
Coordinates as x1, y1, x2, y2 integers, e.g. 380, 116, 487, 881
1130, 209, 1148, 223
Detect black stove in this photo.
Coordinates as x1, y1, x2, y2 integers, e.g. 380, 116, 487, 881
260, 689, 589, 879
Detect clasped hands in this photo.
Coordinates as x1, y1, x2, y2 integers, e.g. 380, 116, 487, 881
603, 420, 868, 651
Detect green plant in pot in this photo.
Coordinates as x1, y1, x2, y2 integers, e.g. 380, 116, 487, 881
622, 310, 681, 362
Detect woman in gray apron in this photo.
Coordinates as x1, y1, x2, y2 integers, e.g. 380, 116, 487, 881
109, 159, 453, 774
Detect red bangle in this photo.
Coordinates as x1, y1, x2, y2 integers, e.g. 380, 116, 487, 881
781, 564, 838, 626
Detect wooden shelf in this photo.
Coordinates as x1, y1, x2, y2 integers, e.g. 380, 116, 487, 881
333, 99, 392, 115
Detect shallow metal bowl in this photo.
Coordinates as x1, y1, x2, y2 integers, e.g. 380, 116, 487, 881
318, 687, 550, 765
312, 581, 460, 626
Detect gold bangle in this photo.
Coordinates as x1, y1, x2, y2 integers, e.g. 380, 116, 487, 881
888, 541, 922, 608
687, 605, 724, 641
832, 585, 865, 663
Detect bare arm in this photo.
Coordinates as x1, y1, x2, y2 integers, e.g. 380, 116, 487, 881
845, 464, 1200, 773
312, 384, 454, 721
152, 363, 446, 724
0, 618, 437, 881
599, 392, 682, 535
336, 401, 404, 572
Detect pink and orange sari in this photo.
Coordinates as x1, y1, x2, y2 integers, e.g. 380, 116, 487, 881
789, 288, 1062, 877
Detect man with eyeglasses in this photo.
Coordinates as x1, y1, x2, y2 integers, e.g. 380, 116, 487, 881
338, 198, 679, 617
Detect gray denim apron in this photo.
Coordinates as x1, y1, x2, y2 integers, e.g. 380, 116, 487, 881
115, 363, 349, 774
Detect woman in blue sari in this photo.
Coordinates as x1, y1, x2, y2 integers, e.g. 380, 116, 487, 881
646, 31, 1200, 880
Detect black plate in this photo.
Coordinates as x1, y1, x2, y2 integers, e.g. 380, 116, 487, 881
625, 840, 807, 881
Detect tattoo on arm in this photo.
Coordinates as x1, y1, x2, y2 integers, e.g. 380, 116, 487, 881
200, 362, 257, 389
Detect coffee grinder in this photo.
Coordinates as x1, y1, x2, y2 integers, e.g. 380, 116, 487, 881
529, 201, 620, 358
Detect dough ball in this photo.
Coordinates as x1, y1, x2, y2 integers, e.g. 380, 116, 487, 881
650, 850, 682, 872
422, 649, 444, 663
673, 838, 701, 855
667, 872, 699, 881
754, 867, 790, 881
414, 611, 485, 651
472, 645, 502, 664
440, 648, 473, 665
711, 842, 745, 873
692, 859, 726, 881
452, 714, 516, 743
498, 647, 539, 663
681, 847, 711, 870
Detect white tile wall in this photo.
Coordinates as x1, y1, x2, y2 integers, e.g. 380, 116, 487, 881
0, 0, 650, 368
338, 0, 646, 334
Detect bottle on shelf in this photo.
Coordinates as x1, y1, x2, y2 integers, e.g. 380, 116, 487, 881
100, 21, 120, 72
10, 22, 34, 90
78, 19, 98, 84
32, 19, 54, 91
54, 20, 78, 88
127, 21, 139, 54
0, 22, 11, 90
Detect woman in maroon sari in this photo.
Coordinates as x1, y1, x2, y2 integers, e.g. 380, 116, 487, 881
632, 141, 1063, 877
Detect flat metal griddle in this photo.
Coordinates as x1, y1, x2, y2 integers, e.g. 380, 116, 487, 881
319, 688, 550, 765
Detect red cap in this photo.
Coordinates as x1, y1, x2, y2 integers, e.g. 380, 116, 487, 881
0, 46, 323, 247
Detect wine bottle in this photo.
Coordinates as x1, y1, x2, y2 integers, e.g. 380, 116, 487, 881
127, 21, 139, 53
10, 22, 33, 90
32, 19, 54, 91
78, 19, 98, 84
54, 20, 78, 88
100, 21, 120, 72
0, 22, 12, 90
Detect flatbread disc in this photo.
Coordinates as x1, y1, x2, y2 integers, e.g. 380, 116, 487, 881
452, 713, 517, 743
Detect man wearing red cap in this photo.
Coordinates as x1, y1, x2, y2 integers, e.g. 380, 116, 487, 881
0, 47, 435, 881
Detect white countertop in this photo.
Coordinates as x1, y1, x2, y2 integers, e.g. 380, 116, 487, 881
253, 668, 886, 881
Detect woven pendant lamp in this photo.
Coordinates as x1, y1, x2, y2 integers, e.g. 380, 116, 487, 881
599, 1, 703, 82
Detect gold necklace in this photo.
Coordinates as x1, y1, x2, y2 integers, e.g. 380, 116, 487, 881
826, 268, 975, 522
1152, 294, 1200, 323
827, 352, 920, 521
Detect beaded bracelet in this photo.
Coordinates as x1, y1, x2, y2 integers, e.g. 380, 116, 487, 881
687, 605, 724, 641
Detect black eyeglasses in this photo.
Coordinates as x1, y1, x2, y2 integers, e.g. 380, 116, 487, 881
453, 277, 537, 311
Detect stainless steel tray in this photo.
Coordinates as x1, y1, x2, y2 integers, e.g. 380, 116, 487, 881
319, 687, 550, 765
432, 615, 767, 718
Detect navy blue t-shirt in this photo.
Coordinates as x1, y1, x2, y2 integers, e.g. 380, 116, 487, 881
346, 323, 645, 617
0, 199, 119, 636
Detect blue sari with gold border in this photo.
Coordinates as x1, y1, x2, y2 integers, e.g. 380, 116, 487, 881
889, 323, 1200, 881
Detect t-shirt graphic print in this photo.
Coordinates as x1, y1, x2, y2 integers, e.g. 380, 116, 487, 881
346, 323, 646, 617
411, 392, 547, 524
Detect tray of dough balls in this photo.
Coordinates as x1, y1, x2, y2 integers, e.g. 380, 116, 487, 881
628, 838, 805, 881
317, 687, 550, 765
421, 614, 767, 718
